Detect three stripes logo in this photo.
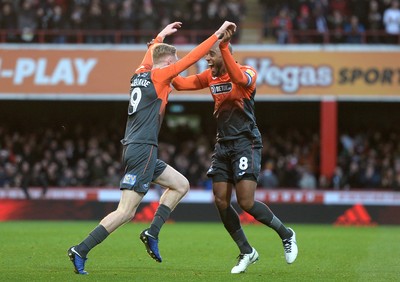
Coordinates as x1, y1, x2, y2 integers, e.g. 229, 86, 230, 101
239, 212, 260, 224
134, 202, 175, 223
134, 202, 159, 222
334, 204, 376, 226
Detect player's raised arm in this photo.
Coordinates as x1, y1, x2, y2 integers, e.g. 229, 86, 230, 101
136, 22, 183, 73
162, 21, 237, 78
172, 73, 207, 91
219, 29, 250, 86
157, 21, 182, 41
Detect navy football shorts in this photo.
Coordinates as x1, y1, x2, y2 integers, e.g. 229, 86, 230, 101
207, 137, 262, 184
120, 143, 167, 193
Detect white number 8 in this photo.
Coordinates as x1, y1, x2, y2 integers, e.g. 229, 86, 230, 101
239, 157, 248, 170
128, 87, 142, 115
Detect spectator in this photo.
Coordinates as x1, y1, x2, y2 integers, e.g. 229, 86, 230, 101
104, 164, 121, 187
258, 0, 279, 40
298, 165, 317, 189
272, 7, 293, 44
58, 167, 77, 187
31, 161, 49, 195
295, 4, 314, 43
331, 166, 346, 189
15, 161, 32, 199
85, 2, 104, 43
350, 0, 369, 27
210, 3, 236, 29
328, 9, 345, 43
313, 5, 329, 43
69, 3, 85, 42
49, 5, 68, 43
359, 162, 381, 188
258, 161, 279, 188
137, 0, 159, 43
383, 0, 400, 44
279, 156, 300, 187
393, 171, 400, 191
367, 0, 383, 43
344, 15, 365, 43
225, 0, 245, 43
18, 0, 39, 43
0, 2, 18, 42
187, 1, 208, 43
103, 1, 120, 43
381, 167, 395, 189
118, 0, 137, 43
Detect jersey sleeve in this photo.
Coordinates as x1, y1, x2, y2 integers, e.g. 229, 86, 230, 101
153, 34, 219, 81
135, 36, 164, 74
172, 71, 208, 90
219, 42, 253, 87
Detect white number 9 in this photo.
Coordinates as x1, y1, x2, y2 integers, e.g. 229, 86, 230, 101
128, 87, 142, 115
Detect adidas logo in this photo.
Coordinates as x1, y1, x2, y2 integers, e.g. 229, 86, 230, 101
334, 204, 376, 226
239, 212, 260, 224
134, 202, 174, 223
134, 202, 159, 222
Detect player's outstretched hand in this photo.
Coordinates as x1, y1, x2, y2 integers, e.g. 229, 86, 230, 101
158, 22, 182, 39
215, 21, 236, 39
220, 28, 234, 43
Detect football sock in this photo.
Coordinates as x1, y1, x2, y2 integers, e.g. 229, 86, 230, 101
76, 224, 109, 258
231, 229, 253, 254
218, 205, 252, 254
149, 204, 171, 238
248, 201, 292, 240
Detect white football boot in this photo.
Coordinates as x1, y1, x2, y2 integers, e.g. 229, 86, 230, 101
282, 227, 298, 264
231, 247, 259, 274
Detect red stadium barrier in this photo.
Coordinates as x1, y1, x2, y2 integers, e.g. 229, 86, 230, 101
0, 28, 399, 45
1, 187, 399, 206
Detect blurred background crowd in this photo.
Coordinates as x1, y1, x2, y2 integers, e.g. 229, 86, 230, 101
0, 0, 399, 44
1, 121, 400, 192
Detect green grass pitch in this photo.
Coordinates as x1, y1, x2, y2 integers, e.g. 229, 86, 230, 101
0, 221, 399, 281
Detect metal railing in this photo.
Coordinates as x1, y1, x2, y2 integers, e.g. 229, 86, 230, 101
0, 28, 399, 45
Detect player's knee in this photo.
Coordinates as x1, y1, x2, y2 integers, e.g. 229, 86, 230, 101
176, 176, 190, 196
117, 208, 136, 223
214, 196, 229, 210
237, 198, 254, 212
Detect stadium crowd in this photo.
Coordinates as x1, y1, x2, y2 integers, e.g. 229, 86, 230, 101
1, 122, 400, 194
0, 0, 244, 44
261, 0, 400, 44
0, 0, 399, 44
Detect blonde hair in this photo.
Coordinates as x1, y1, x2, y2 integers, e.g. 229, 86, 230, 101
152, 43, 177, 65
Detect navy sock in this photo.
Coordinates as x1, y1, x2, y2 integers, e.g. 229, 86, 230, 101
76, 225, 109, 258
149, 204, 171, 238
218, 205, 252, 254
248, 201, 292, 239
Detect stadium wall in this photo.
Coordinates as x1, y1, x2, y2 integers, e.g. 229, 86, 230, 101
1, 188, 399, 225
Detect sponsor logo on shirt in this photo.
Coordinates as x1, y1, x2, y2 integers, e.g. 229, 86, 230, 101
122, 174, 137, 185
210, 83, 232, 95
